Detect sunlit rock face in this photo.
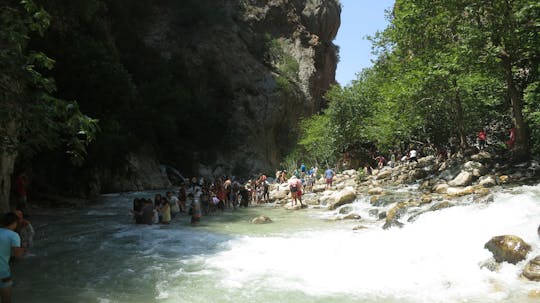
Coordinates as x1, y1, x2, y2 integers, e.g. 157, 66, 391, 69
144, 0, 341, 176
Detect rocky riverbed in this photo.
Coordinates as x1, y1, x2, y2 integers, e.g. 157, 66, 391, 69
268, 150, 540, 283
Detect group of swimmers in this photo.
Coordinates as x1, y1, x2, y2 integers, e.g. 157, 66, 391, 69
130, 175, 274, 225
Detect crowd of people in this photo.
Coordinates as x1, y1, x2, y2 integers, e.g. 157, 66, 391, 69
130, 165, 340, 224
130, 175, 275, 225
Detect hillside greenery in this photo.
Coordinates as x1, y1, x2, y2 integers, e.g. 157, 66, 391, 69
292, 0, 539, 167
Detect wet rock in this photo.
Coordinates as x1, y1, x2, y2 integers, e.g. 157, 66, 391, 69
433, 183, 449, 194
284, 203, 303, 210
473, 186, 490, 197
342, 213, 361, 220
378, 211, 387, 220
429, 201, 453, 212
368, 187, 384, 195
327, 187, 357, 210
368, 209, 379, 217
420, 194, 432, 205
446, 186, 475, 197
499, 175, 509, 183
370, 195, 380, 205
338, 205, 353, 214
479, 258, 501, 272
383, 201, 415, 229
522, 255, 540, 281
479, 176, 496, 188
251, 215, 272, 224
407, 201, 453, 223
353, 225, 368, 230
484, 235, 531, 264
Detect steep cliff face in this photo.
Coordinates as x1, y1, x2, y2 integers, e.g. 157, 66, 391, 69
27, 0, 340, 196
142, 0, 340, 175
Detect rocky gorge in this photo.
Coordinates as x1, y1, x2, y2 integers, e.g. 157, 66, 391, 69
4, 0, 342, 204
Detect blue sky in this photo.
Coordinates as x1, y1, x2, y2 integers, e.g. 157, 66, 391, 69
334, 0, 395, 86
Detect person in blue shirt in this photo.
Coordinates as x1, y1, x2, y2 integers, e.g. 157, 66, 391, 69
324, 167, 335, 189
0, 212, 24, 302
300, 163, 306, 177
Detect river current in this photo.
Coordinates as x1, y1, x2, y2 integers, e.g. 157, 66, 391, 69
13, 183, 540, 303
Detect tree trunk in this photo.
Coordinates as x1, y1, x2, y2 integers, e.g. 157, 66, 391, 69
452, 79, 467, 148
502, 54, 529, 161
0, 120, 18, 213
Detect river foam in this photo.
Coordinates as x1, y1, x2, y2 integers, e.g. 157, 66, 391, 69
197, 184, 540, 303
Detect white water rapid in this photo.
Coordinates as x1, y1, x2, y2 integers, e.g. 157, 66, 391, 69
14, 183, 540, 303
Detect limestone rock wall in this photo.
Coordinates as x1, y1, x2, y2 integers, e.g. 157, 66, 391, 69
144, 0, 341, 175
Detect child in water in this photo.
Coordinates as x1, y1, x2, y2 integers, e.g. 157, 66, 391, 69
191, 197, 202, 225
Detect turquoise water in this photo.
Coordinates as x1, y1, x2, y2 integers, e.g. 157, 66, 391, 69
12, 185, 540, 303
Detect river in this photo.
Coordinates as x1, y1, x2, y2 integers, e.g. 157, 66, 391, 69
13, 183, 540, 303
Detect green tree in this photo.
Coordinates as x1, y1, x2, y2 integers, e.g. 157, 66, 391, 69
0, 0, 97, 211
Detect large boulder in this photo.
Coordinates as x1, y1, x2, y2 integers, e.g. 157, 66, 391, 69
522, 255, 540, 281
484, 235, 531, 264
270, 189, 289, 201
327, 187, 357, 210
448, 171, 474, 187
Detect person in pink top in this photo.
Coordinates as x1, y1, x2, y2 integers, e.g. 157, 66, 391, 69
288, 176, 304, 207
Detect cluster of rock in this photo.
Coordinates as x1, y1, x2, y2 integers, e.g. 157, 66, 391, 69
262, 150, 540, 282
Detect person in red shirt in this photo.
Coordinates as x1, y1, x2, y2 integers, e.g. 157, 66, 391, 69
477, 129, 487, 150
507, 128, 516, 149
14, 174, 27, 212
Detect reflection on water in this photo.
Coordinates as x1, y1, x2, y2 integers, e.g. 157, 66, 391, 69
13, 185, 540, 303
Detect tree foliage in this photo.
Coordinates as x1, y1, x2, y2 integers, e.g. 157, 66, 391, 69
0, 0, 97, 165
292, 0, 539, 166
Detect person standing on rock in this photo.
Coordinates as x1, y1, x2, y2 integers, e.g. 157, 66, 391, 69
324, 167, 335, 189
477, 129, 487, 150
288, 176, 302, 207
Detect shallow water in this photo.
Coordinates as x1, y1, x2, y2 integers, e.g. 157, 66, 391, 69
13, 184, 540, 303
